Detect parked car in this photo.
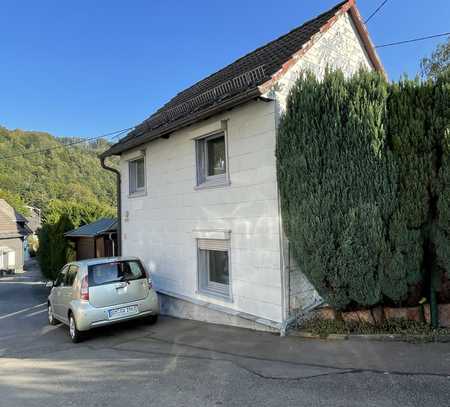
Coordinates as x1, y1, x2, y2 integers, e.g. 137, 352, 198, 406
47, 257, 159, 343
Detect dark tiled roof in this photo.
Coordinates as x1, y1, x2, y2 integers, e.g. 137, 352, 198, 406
64, 218, 117, 238
102, 1, 349, 157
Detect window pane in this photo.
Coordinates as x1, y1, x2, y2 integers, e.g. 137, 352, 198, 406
208, 250, 229, 285
207, 136, 226, 176
136, 158, 145, 189
88, 261, 146, 286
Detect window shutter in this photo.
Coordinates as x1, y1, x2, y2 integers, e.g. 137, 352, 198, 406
198, 239, 229, 251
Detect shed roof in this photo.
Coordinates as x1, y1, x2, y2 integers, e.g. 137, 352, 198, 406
64, 218, 117, 238
101, 0, 382, 158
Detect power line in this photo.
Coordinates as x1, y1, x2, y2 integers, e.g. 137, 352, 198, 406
0, 126, 133, 161
365, 0, 388, 24
375, 32, 450, 49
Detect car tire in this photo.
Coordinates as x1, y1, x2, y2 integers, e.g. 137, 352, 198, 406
69, 313, 83, 343
48, 303, 59, 326
146, 314, 158, 325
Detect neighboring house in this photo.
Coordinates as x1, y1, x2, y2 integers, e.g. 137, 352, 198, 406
25, 206, 42, 235
65, 218, 118, 260
0, 199, 32, 273
24, 205, 42, 260
100, 0, 384, 332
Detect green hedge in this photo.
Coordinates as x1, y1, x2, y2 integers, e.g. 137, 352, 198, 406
37, 199, 115, 280
277, 69, 450, 310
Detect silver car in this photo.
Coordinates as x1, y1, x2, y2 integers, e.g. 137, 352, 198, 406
47, 257, 159, 343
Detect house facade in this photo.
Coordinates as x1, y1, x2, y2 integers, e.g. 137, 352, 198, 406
101, 0, 384, 332
0, 199, 31, 273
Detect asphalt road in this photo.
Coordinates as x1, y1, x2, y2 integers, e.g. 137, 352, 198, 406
1, 261, 450, 407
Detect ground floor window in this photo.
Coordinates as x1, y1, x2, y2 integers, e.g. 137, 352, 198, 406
197, 239, 231, 299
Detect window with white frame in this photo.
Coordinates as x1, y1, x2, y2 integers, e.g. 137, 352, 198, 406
129, 157, 145, 195
197, 239, 231, 298
196, 132, 228, 187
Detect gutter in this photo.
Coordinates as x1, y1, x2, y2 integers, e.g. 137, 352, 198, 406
100, 157, 122, 256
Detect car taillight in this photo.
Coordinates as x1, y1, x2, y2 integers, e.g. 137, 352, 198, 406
80, 275, 89, 301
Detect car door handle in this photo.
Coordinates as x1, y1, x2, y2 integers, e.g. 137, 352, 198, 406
115, 282, 127, 289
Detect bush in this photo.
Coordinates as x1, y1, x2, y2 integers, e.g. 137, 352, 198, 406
37, 199, 114, 280
277, 69, 396, 309
38, 215, 75, 280
278, 69, 450, 311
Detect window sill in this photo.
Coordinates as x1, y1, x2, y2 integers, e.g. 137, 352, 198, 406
194, 179, 231, 191
128, 191, 147, 199
198, 287, 233, 303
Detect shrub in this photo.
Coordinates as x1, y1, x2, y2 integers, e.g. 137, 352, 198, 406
277, 69, 396, 309
278, 69, 450, 311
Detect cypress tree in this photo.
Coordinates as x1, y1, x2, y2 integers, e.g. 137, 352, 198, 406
277, 69, 396, 309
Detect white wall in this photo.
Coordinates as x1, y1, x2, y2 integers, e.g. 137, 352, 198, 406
120, 100, 283, 323
269, 12, 374, 112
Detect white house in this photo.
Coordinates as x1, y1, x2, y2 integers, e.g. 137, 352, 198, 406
101, 0, 385, 333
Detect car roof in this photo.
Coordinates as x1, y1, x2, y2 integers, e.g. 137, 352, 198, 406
68, 256, 141, 268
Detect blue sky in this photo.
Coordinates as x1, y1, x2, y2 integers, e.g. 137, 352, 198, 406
1, 0, 449, 138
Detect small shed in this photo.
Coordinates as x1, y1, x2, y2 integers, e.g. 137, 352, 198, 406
65, 218, 117, 260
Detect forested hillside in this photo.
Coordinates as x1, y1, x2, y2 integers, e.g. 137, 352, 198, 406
0, 126, 117, 218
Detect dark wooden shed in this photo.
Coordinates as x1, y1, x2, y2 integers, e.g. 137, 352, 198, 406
64, 218, 117, 261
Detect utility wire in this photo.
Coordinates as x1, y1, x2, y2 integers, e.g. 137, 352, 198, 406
375, 32, 450, 48
0, 126, 133, 161
365, 0, 388, 24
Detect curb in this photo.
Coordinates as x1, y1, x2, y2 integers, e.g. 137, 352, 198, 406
289, 331, 450, 343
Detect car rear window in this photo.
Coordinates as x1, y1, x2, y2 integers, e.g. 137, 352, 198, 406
88, 260, 146, 287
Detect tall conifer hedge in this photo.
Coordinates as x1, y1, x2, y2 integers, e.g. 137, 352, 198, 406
277, 70, 396, 309
277, 69, 450, 310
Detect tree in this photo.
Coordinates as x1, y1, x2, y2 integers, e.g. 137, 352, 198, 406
277, 69, 397, 309
0, 188, 29, 216
421, 37, 450, 80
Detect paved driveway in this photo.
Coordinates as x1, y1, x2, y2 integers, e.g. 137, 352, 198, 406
1, 261, 450, 407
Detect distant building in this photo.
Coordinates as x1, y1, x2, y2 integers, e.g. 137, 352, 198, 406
0, 199, 32, 273
25, 206, 42, 234
65, 218, 118, 260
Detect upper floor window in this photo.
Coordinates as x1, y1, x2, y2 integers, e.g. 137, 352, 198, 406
129, 157, 145, 195
196, 132, 228, 188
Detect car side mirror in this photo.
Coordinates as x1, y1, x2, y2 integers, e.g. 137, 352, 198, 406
45, 281, 54, 288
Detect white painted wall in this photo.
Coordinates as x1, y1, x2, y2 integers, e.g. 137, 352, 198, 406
121, 100, 283, 323
268, 12, 374, 112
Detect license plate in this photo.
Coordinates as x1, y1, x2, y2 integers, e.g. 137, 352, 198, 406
108, 305, 138, 319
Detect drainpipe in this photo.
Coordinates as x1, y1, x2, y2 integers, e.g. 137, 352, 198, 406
100, 157, 121, 256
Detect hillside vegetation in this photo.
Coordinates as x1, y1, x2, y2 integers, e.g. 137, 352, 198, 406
0, 126, 117, 218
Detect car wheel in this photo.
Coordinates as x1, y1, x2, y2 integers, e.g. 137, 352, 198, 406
48, 303, 58, 325
146, 314, 158, 325
69, 313, 83, 343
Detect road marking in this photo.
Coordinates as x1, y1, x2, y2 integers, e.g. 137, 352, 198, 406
0, 281, 46, 285
23, 309, 47, 318
0, 302, 47, 320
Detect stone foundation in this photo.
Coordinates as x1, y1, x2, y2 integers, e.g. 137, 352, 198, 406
157, 290, 281, 333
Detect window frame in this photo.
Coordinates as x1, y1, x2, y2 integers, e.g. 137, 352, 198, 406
195, 131, 230, 189
128, 156, 146, 197
197, 239, 232, 301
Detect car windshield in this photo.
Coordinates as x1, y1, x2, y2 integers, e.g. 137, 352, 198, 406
88, 260, 146, 287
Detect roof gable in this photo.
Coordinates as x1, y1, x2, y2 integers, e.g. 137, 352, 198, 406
103, 0, 382, 157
